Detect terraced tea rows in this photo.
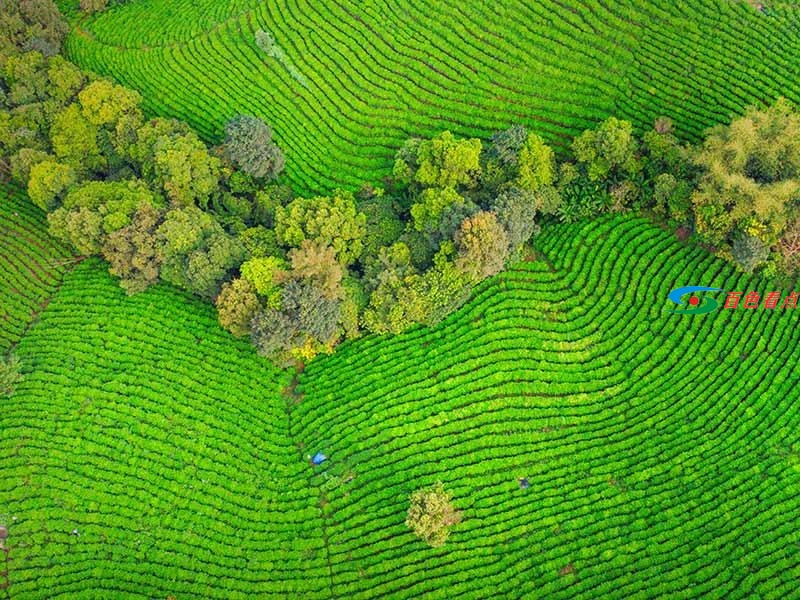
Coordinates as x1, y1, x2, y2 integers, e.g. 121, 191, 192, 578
293, 215, 800, 598
4, 216, 799, 598
65, 0, 800, 192
0, 262, 329, 598
0, 185, 73, 353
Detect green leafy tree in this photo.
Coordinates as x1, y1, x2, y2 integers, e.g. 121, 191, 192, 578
238, 226, 284, 260
572, 116, 639, 182
362, 243, 470, 334
216, 277, 261, 337
240, 255, 287, 304
361, 243, 420, 334
488, 124, 528, 166
50, 102, 104, 172
394, 131, 482, 189
129, 119, 220, 207
78, 79, 143, 153
48, 179, 160, 254
490, 187, 539, 253
102, 201, 165, 294
46, 55, 86, 103
357, 196, 405, 259
9, 147, 49, 184
732, 232, 770, 272
252, 184, 293, 227
27, 158, 75, 210
516, 132, 556, 192
3, 50, 49, 106
653, 173, 692, 222
0, 0, 68, 61
275, 192, 366, 265
223, 115, 285, 180
405, 482, 462, 548
153, 132, 221, 207
454, 211, 510, 282
692, 98, 800, 249
288, 240, 343, 300
158, 206, 245, 298
250, 279, 341, 364
410, 186, 466, 233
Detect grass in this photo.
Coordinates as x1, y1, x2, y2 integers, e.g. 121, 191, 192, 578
3, 214, 799, 597
61, 0, 800, 193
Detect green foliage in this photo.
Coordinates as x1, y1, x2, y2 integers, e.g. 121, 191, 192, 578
0, 0, 67, 62
0, 353, 21, 395
653, 173, 693, 222
556, 171, 610, 223
517, 132, 556, 192
223, 115, 285, 180
158, 206, 245, 298
454, 211, 510, 282
357, 196, 405, 260
238, 225, 283, 259
410, 187, 465, 233
50, 103, 103, 172
27, 159, 76, 211
152, 131, 221, 207
240, 255, 287, 301
215, 277, 260, 337
572, 116, 639, 182
128, 118, 221, 207
488, 124, 528, 167
491, 187, 540, 253
396, 131, 482, 190
732, 232, 770, 273
78, 78, 142, 131
252, 184, 293, 227
692, 98, 800, 250
275, 192, 366, 266
102, 200, 164, 294
405, 482, 461, 548
251, 279, 341, 364
362, 243, 471, 335
48, 179, 160, 254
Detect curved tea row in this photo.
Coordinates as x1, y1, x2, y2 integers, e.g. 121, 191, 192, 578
2, 214, 799, 597
0, 185, 72, 353
65, 0, 800, 193
294, 215, 800, 598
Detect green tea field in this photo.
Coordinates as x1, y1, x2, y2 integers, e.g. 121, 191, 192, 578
62, 0, 800, 192
3, 215, 799, 598
0, 185, 73, 353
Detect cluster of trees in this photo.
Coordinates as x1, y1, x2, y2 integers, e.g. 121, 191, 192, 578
5, 1, 800, 368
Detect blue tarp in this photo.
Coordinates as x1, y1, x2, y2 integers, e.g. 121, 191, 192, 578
311, 453, 327, 465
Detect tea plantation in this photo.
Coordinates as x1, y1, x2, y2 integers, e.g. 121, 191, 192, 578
0, 185, 72, 353
3, 214, 799, 598
62, 0, 800, 192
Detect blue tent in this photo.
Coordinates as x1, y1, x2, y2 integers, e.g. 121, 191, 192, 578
311, 453, 327, 465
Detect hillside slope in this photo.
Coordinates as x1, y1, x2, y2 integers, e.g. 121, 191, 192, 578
64, 0, 800, 192
3, 215, 799, 597
0, 185, 73, 353
293, 215, 800, 598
